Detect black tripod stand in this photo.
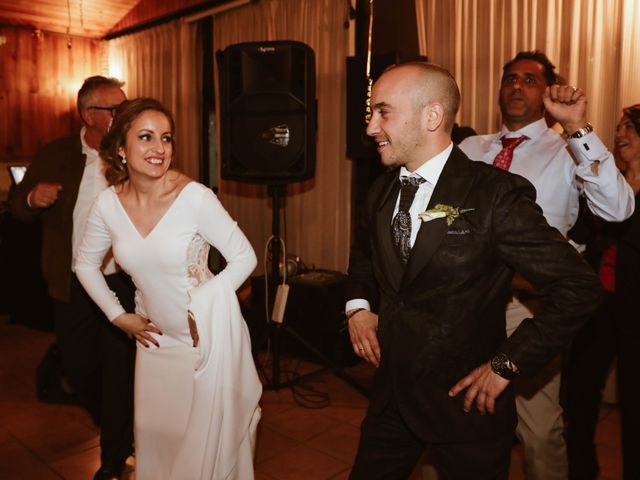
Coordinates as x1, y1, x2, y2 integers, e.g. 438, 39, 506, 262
257, 185, 367, 397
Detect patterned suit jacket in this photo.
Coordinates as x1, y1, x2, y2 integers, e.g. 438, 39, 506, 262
347, 146, 602, 442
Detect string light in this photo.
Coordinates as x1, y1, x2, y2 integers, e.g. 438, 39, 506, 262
365, 0, 374, 123
66, 0, 72, 48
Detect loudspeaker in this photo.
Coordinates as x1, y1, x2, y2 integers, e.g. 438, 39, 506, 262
217, 41, 316, 184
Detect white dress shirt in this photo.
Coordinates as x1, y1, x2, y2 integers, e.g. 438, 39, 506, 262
459, 118, 634, 237
346, 143, 453, 314
460, 118, 634, 332
71, 127, 117, 274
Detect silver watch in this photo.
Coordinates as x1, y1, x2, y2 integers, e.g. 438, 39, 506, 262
568, 123, 593, 138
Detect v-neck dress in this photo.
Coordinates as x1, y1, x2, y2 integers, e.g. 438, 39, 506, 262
75, 182, 260, 479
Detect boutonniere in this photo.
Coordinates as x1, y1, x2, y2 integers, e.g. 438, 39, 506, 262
418, 204, 475, 226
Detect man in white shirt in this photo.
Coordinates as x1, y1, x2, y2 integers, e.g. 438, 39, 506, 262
459, 51, 634, 480
10, 76, 134, 480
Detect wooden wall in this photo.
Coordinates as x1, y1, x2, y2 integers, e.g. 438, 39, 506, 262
0, 26, 102, 164
109, 0, 211, 34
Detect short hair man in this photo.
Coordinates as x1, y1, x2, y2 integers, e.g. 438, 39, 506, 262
10, 76, 135, 480
459, 51, 634, 479
345, 62, 602, 479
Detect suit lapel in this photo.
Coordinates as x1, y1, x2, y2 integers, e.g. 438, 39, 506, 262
402, 148, 475, 288
374, 173, 404, 291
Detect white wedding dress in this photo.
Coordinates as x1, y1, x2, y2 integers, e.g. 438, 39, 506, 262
75, 182, 261, 479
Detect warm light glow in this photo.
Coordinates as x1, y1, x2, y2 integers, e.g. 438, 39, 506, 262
67, 78, 84, 96
107, 43, 124, 82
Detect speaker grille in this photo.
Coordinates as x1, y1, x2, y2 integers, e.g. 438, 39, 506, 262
218, 41, 316, 184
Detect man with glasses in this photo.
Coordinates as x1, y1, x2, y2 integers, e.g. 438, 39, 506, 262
88, 105, 120, 116
10, 76, 135, 480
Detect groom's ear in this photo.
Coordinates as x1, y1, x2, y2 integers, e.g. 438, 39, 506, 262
425, 101, 445, 132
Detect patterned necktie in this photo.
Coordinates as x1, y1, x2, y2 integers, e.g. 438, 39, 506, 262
493, 135, 528, 171
391, 176, 426, 264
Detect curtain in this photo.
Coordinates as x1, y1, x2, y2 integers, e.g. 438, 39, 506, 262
106, 20, 202, 180
213, 0, 351, 274
415, 0, 640, 149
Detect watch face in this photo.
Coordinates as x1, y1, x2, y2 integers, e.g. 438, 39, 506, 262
491, 353, 519, 380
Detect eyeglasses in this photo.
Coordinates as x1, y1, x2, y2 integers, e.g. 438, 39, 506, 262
87, 105, 121, 116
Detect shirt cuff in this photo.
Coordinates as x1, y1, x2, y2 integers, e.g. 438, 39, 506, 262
567, 131, 608, 164
107, 306, 126, 323
345, 299, 371, 314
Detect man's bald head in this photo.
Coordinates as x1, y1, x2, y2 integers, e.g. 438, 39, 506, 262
379, 62, 461, 133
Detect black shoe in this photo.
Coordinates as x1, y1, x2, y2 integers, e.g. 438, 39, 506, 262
93, 466, 121, 480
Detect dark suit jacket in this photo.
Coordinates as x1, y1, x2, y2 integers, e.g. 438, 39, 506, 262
347, 146, 602, 443
10, 135, 86, 303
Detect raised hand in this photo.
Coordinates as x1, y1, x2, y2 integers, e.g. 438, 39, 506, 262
543, 84, 588, 135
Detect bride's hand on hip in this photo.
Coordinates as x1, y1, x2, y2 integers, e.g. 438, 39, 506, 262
113, 313, 163, 348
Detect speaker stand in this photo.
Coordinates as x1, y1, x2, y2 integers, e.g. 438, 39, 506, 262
257, 185, 368, 397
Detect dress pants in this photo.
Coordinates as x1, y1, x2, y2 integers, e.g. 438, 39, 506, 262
350, 395, 512, 480
565, 294, 640, 480
506, 297, 567, 480
53, 273, 136, 472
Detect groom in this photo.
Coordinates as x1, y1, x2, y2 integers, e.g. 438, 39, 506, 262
345, 62, 602, 479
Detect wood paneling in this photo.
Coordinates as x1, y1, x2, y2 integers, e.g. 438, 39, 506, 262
108, 0, 216, 35
0, 0, 237, 39
0, 0, 139, 38
0, 26, 102, 163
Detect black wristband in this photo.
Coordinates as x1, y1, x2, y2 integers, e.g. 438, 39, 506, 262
346, 308, 366, 320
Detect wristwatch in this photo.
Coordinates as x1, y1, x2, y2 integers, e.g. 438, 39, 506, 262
490, 352, 520, 380
568, 123, 593, 138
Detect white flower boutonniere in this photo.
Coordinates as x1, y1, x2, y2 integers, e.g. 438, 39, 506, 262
418, 204, 475, 226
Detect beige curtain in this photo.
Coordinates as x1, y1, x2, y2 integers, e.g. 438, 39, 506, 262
213, 0, 351, 274
106, 20, 202, 180
415, 0, 640, 149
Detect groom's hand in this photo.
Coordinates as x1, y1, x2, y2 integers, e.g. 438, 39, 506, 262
448, 362, 510, 414
348, 310, 380, 367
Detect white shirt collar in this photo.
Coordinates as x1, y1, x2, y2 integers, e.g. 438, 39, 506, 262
399, 142, 453, 185
498, 118, 547, 142
80, 126, 101, 164
80, 126, 91, 152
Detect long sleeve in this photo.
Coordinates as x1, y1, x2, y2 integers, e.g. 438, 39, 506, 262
491, 174, 603, 375
460, 121, 635, 236
74, 197, 126, 321
569, 132, 635, 222
195, 188, 257, 290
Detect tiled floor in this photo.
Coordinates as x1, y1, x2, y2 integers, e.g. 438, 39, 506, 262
0, 320, 622, 479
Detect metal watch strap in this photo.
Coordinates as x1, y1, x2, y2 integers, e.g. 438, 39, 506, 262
568, 123, 593, 138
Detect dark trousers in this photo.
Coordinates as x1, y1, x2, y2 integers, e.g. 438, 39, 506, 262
53, 273, 135, 472
349, 396, 512, 480
565, 294, 640, 480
